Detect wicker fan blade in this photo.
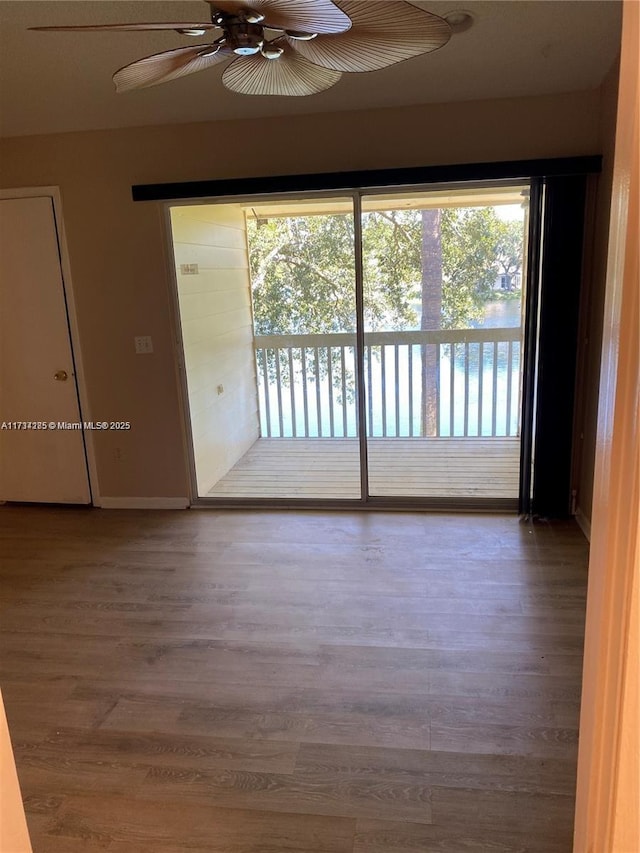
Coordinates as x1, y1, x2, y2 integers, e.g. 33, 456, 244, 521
288, 0, 450, 72
30, 22, 220, 33
222, 51, 341, 96
210, 1, 351, 34
113, 44, 232, 93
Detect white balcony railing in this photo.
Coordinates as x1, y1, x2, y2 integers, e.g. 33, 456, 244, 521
254, 327, 522, 439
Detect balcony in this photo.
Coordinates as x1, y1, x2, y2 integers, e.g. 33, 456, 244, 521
207, 326, 521, 502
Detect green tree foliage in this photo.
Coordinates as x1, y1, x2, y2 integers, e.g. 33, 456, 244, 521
249, 215, 357, 335
495, 218, 525, 287
361, 210, 422, 330
248, 206, 523, 335
440, 207, 515, 327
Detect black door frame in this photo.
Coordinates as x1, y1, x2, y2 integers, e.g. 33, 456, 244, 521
143, 157, 600, 513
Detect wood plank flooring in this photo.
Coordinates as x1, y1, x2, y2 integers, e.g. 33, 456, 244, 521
0, 506, 588, 852
207, 437, 521, 499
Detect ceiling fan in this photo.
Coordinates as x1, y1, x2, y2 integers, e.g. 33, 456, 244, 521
30, 1, 452, 97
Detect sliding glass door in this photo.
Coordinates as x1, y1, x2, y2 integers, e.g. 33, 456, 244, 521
361, 186, 529, 502
171, 182, 530, 507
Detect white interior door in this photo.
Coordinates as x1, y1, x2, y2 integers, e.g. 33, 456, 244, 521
0, 196, 90, 503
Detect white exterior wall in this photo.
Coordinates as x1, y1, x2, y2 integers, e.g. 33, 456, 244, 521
172, 204, 259, 495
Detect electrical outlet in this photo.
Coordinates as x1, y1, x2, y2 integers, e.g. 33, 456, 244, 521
180, 263, 199, 275
134, 335, 153, 354
217, 384, 224, 396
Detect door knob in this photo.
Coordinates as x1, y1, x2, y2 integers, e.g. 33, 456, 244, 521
54, 370, 68, 381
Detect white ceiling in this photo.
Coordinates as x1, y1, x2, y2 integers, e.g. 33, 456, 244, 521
0, 0, 622, 138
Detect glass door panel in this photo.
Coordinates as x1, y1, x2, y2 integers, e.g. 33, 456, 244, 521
361, 185, 529, 501
172, 196, 361, 500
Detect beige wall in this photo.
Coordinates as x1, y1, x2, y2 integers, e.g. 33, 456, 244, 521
172, 203, 258, 495
0, 89, 602, 499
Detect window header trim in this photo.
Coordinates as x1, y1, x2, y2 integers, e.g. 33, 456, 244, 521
132, 156, 602, 203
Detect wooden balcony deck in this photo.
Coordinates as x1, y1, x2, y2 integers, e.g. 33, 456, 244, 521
207, 437, 520, 501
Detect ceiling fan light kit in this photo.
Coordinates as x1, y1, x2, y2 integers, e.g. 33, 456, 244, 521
286, 31, 319, 41
176, 27, 209, 36
225, 21, 265, 55
262, 45, 286, 60
30, 0, 453, 97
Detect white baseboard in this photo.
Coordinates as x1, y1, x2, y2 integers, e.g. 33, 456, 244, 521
96, 497, 190, 510
575, 507, 592, 542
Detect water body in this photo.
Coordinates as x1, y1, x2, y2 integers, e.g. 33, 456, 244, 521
477, 297, 522, 328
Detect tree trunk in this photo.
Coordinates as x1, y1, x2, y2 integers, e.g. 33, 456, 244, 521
420, 209, 443, 436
